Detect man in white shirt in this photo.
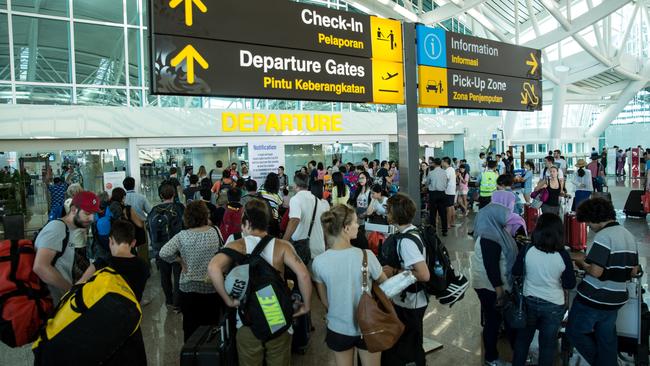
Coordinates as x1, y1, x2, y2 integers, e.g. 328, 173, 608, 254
442, 157, 458, 229
283, 173, 329, 260
554, 150, 567, 174
495, 154, 506, 176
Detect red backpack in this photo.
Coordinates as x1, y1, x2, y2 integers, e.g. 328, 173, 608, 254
0, 239, 54, 347
219, 204, 243, 241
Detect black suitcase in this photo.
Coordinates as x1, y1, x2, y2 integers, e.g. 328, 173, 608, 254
180, 312, 237, 366
624, 190, 647, 218
592, 185, 612, 202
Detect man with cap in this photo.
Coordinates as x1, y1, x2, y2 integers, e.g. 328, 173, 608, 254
34, 191, 100, 304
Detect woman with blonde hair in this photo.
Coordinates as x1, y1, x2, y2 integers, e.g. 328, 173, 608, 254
312, 204, 387, 366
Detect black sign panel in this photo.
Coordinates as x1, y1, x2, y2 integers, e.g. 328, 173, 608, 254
418, 66, 542, 111
152, 35, 373, 102
151, 0, 372, 58
416, 25, 542, 80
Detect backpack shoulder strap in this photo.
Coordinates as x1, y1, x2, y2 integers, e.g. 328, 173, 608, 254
51, 219, 69, 265
306, 194, 318, 238
251, 235, 274, 257
220, 247, 246, 263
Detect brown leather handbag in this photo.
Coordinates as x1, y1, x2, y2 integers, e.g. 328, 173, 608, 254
356, 249, 405, 353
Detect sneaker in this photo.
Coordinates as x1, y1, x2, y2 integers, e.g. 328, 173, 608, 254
438, 274, 469, 306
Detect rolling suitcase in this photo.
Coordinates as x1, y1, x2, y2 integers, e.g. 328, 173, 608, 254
523, 205, 540, 234
180, 312, 237, 366
591, 185, 612, 202
564, 212, 587, 251
624, 190, 647, 218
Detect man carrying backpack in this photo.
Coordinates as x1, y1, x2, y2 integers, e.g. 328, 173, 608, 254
208, 198, 312, 366
380, 193, 431, 366
148, 183, 185, 312
34, 191, 100, 305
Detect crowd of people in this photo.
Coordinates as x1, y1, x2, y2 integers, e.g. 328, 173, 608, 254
26, 147, 645, 366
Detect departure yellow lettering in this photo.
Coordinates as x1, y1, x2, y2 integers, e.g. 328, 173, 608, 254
320, 115, 331, 131
222, 112, 237, 131
266, 114, 280, 132
331, 115, 342, 131
240, 113, 253, 132
254, 113, 266, 131
280, 114, 293, 131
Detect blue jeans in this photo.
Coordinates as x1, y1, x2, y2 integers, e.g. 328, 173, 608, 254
512, 296, 565, 366
566, 298, 619, 366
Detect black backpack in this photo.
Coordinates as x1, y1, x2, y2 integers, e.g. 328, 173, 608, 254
220, 235, 293, 341
379, 225, 451, 297
148, 204, 183, 252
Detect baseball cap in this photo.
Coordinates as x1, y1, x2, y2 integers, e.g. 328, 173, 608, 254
71, 191, 101, 213
225, 264, 249, 300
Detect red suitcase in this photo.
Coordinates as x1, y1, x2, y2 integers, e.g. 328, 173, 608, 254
642, 192, 650, 214
564, 212, 587, 251
524, 205, 539, 234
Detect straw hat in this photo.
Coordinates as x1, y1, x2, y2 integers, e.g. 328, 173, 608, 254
575, 159, 588, 168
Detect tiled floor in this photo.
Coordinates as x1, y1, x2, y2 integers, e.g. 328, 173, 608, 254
1, 177, 649, 365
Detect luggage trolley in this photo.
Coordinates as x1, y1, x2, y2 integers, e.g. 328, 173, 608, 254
559, 269, 650, 365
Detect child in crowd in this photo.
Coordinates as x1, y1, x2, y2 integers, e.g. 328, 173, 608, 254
79, 220, 149, 366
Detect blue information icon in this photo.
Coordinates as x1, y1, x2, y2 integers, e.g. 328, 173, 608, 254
416, 25, 447, 68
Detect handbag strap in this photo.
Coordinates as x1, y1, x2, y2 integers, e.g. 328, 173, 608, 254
360, 248, 370, 293
306, 194, 318, 239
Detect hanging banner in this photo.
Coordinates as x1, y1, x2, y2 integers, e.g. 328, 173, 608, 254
248, 143, 286, 186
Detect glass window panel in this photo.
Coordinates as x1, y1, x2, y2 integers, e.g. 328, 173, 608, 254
12, 0, 68, 17
0, 1, 5, 9
15, 85, 72, 104
130, 89, 141, 106
377, 104, 396, 113
127, 0, 139, 25
302, 101, 332, 111
128, 28, 140, 87
537, 144, 548, 153
526, 144, 535, 153
76, 87, 127, 106
75, 23, 125, 86
12, 16, 70, 83
142, 0, 148, 28
73, 1, 123, 24
0, 14, 9, 81
0, 84, 12, 103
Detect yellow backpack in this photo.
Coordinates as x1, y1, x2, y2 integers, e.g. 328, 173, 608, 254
33, 267, 142, 365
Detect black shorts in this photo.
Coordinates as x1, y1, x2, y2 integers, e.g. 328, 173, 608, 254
447, 194, 456, 207
325, 328, 367, 352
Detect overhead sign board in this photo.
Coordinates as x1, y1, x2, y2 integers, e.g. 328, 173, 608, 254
150, 0, 404, 104
152, 0, 402, 62
416, 25, 541, 80
152, 35, 403, 104
418, 65, 542, 111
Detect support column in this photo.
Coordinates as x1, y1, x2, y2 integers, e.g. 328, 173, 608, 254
586, 79, 648, 138
396, 23, 421, 224
503, 111, 518, 148
128, 138, 142, 192
549, 65, 570, 151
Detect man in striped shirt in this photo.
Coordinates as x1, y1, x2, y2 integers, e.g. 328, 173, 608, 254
567, 198, 640, 366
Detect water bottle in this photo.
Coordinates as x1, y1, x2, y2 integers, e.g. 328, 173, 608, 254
433, 260, 444, 277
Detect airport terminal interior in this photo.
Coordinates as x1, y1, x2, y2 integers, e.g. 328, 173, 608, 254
1, 0, 650, 365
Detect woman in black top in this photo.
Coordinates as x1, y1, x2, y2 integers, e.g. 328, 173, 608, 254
534, 166, 566, 216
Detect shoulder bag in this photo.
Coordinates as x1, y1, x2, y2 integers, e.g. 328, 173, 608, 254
356, 249, 405, 353
503, 244, 531, 329
291, 195, 318, 264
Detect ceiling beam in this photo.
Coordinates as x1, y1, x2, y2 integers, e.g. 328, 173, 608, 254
523, 0, 632, 49
419, 0, 490, 25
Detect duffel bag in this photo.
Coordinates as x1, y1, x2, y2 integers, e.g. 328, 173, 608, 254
0, 239, 54, 347
32, 267, 142, 365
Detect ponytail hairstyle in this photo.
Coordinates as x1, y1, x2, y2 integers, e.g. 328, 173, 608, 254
320, 204, 356, 246
578, 167, 585, 177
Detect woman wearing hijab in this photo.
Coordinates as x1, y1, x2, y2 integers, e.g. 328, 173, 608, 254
491, 191, 527, 238
470, 202, 518, 366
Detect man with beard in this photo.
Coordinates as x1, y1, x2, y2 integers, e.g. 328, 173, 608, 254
34, 191, 100, 305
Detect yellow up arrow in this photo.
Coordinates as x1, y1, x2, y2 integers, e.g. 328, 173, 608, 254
169, 0, 207, 27
170, 45, 208, 85
526, 52, 539, 75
